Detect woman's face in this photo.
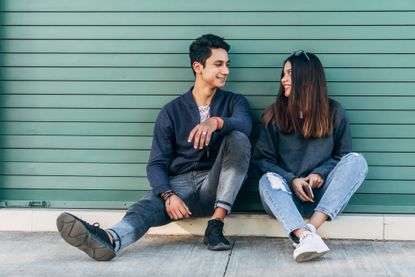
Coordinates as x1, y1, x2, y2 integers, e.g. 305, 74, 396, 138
281, 61, 292, 97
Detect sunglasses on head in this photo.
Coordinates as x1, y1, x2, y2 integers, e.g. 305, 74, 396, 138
291, 50, 310, 61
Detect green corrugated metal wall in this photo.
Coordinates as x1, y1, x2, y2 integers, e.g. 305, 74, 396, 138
0, 0, 414, 212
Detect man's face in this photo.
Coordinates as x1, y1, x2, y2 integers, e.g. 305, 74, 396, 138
194, 48, 230, 89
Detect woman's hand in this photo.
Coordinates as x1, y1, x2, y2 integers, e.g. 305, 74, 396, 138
304, 173, 324, 189
291, 178, 314, 202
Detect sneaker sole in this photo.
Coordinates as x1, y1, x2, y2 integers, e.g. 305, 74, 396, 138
295, 249, 329, 263
203, 238, 232, 251
56, 213, 116, 261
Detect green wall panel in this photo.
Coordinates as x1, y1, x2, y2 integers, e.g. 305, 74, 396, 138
2, 109, 415, 124
0, 136, 153, 149
2, 68, 414, 82
4, 53, 415, 68
0, 149, 150, 163
2, 40, 415, 54
2, 26, 414, 40
1, 81, 414, 96
2, 95, 415, 110
0, 0, 414, 213
2, 0, 413, 12
1, 135, 414, 152
1, 122, 415, 139
0, 176, 149, 190
4, 11, 415, 26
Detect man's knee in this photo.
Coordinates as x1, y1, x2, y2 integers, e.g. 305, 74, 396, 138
223, 131, 251, 153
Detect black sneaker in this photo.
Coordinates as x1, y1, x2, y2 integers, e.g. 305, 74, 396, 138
56, 212, 116, 261
203, 219, 231, 251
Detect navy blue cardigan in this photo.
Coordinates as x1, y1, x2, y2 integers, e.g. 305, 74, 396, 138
147, 88, 252, 195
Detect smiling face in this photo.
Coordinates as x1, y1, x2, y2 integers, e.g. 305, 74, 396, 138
281, 61, 292, 97
193, 48, 230, 89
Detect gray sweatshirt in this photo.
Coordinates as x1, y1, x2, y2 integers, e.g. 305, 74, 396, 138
252, 99, 352, 184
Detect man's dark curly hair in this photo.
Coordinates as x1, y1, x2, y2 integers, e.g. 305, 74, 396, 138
189, 34, 230, 75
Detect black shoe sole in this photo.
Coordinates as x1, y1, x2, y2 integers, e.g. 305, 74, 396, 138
56, 212, 116, 261
203, 237, 232, 251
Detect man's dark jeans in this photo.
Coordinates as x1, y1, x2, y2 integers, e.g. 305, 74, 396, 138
107, 131, 251, 251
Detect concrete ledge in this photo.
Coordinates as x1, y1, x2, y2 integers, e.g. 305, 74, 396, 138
0, 208, 411, 240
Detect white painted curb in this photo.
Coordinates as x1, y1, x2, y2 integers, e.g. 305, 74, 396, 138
1, 209, 413, 240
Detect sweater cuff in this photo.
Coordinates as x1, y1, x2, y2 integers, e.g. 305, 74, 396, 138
311, 169, 328, 181
152, 184, 171, 197
283, 172, 297, 187
217, 117, 233, 135
211, 116, 224, 130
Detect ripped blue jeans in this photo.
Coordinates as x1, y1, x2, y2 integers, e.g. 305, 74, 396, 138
258, 153, 368, 242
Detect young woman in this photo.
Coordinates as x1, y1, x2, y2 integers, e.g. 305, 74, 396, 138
253, 51, 368, 262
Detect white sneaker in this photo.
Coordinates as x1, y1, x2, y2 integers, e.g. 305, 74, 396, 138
293, 231, 330, 262
292, 223, 316, 248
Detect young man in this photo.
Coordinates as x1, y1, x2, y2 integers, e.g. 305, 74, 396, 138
56, 34, 252, 261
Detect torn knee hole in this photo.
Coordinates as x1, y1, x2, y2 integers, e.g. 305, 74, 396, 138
265, 173, 289, 193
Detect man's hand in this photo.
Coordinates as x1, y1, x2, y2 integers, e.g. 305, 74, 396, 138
291, 178, 314, 202
187, 118, 218, 149
304, 173, 324, 189
165, 194, 192, 220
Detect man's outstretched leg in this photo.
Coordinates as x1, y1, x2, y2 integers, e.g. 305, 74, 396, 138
57, 192, 171, 261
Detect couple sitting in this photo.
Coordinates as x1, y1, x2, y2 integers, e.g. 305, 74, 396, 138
57, 34, 368, 263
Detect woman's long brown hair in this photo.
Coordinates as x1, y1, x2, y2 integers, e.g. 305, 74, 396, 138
262, 52, 332, 138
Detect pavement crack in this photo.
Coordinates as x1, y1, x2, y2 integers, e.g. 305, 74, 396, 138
223, 239, 236, 277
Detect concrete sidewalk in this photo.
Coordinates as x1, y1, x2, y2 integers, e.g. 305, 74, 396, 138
1, 232, 414, 277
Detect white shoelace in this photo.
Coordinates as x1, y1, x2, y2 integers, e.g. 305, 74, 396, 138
293, 224, 316, 247
299, 231, 313, 243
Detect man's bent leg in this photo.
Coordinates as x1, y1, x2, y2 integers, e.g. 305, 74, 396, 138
197, 131, 251, 250
199, 131, 251, 213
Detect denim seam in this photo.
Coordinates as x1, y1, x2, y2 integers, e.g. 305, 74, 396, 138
215, 199, 232, 208
215, 133, 250, 207
314, 207, 334, 220
215, 202, 232, 214
333, 167, 367, 216
261, 182, 305, 240
214, 140, 226, 205
316, 156, 367, 220
336, 161, 367, 214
